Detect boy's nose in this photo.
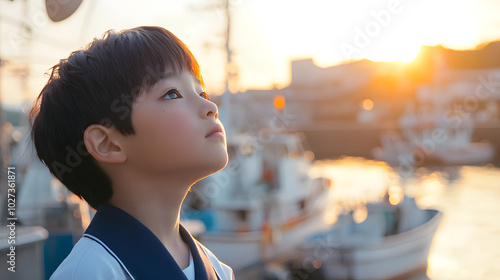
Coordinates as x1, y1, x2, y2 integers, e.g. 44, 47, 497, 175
201, 100, 218, 119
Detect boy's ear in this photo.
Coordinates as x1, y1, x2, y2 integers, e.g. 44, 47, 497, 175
84, 124, 126, 163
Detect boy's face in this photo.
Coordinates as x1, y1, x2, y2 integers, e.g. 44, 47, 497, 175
117, 70, 228, 183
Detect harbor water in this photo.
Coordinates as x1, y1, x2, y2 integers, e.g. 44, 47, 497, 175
309, 157, 500, 280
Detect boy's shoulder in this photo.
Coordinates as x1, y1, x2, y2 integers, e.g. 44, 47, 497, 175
50, 236, 131, 280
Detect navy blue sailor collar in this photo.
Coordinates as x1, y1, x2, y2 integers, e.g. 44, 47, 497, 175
84, 204, 220, 280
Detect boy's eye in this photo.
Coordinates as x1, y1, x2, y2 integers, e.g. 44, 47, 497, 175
163, 88, 182, 100
199, 91, 210, 100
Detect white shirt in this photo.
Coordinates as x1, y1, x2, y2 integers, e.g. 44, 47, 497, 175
50, 236, 233, 280
50, 204, 233, 280
182, 250, 195, 280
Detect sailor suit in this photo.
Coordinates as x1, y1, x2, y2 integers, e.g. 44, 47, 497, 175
50, 204, 234, 280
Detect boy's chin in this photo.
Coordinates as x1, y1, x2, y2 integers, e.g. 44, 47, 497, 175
210, 155, 229, 174
201, 155, 229, 178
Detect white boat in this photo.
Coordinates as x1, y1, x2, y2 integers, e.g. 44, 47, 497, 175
371, 130, 414, 166
401, 112, 495, 165
373, 111, 495, 166
297, 196, 442, 280
182, 133, 331, 272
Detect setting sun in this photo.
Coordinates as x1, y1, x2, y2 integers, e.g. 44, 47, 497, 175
364, 42, 422, 63
249, 0, 489, 91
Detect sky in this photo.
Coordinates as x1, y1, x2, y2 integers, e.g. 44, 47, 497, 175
1, 0, 500, 106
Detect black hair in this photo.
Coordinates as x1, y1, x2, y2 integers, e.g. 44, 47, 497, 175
28, 26, 203, 209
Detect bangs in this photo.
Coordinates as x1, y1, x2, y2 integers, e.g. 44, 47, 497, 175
107, 26, 204, 93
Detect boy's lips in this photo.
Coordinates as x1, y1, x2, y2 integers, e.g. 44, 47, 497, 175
205, 124, 224, 138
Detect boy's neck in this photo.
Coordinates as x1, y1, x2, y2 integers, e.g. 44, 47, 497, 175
107, 177, 192, 269
109, 189, 186, 242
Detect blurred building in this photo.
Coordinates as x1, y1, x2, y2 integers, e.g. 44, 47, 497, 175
416, 43, 500, 123
219, 42, 500, 160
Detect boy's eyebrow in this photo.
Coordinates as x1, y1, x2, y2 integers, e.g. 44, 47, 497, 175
158, 71, 176, 80
159, 71, 203, 87
152, 71, 202, 89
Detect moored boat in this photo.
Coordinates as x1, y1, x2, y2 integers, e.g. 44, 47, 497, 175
297, 196, 442, 280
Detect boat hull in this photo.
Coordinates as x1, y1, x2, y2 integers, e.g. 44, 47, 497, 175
302, 209, 442, 280
200, 207, 331, 271
436, 142, 495, 165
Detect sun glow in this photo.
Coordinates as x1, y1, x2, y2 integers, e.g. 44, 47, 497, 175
250, 0, 489, 88
387, 185, 402, 206
353, 206, 368, 224
362, 99, 374, 111
273, 95, 286, 110
365, 44, 422, 63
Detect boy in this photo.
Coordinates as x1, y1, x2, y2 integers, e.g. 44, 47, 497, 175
29, 26, 233, 279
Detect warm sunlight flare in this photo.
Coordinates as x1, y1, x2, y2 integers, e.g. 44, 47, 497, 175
421, 173, 445, 192
273, 95, 286, 110
353, 206, 368, 224
389, 193, 401, 206
362, 99, 374, 110
367, 44, 422, 63
388, 186, 402, 206
324, 210, 338, 225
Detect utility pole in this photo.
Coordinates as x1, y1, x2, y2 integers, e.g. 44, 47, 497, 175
222, 0, 237, 93
192, 0, 239, 137
219, 0, 238, 138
